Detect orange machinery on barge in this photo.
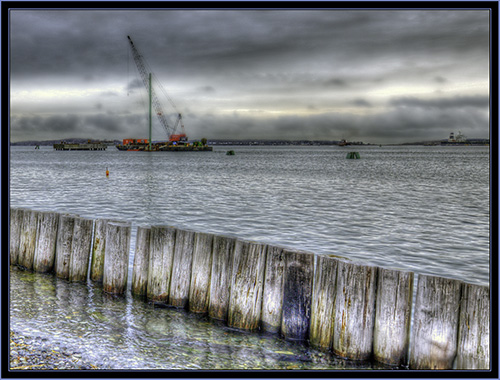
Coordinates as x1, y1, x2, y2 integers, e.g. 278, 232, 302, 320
116, 135, 212, 151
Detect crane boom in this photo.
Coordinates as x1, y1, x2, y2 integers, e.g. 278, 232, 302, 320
127, 35, 186, 141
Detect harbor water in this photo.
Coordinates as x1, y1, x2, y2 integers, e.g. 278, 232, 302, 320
9, 144, 490, 370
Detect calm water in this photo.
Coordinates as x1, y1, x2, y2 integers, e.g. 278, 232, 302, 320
9, 144, 490, 370
10, 267, 392, 370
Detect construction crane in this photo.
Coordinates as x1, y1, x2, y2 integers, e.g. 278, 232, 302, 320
127, 35, 187, 144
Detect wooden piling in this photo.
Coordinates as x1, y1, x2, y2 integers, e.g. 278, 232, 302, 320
373, 268, 414, 366
456, 283, 490, 369
332, 261, 378, 360
409, 274, 462, 369
10, 208, 24, 265
208, 235, 236, 321
189, 232, 214, 313
10, 208, 492, 368
90, 219, 108, 282
169, 229, 196, 308
18, 209, 39, 270
55, 214, 77, 279
103, 222, 132, 294
131, 226, 151, 296
68, 217, 94, 282
310, 255, 338, 350
261, 245, 286, 333
228, 240, 267, 330
281, 249, 315, 341
147, 225, 176, 304
33, 211, 60, 273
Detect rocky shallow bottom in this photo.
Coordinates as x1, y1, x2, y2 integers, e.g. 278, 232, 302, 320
9, 330, 107, 371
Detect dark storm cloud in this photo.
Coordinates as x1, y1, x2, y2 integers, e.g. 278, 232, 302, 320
85, 114, 123, 133
199, 86, 216, 93
325, 78, 348, 87
10, 113, 141, 140
11, 114, 83, 135
10, 10, 489, 81
9, 8, 490, 143
189, 97, 488, 143
390, 95, 489, 110
351, 99, 372, 108
127, 78, 143, 91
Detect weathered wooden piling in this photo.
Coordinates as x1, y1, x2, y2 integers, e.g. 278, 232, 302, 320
33, 211, 60, 273
409, 274, 462, 369
189, 232, 214, 313
228, 240, 267, 330
456, 283, 490, 369
10, 208, 24, 265
373, 268, 414, 366
261, 245, 286, 333
332, 261, 378, 360
18, 209, 39, 270
281, 249, 315, 341
147, 226, 176, 304
132, 226, 151, 296
11, 208, 491, 368
68, 217, 94, 282
90, 219, 108, 282
208, 235, 236, 321
169, 229, 196, 308
310, 255, 338, 350
55, 214, 77, 279
103, 222, 132, 294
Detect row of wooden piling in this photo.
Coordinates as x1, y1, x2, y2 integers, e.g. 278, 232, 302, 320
9, 208, 490, 370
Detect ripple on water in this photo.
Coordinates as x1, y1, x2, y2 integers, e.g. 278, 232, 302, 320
10, 145, 489, 286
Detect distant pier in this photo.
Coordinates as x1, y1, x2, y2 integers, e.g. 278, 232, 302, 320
53, 143, 107, 151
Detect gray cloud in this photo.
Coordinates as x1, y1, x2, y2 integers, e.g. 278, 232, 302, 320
127, 78, 144, 91
199, 86, 216, 93
325, 78, 348, 87
390, 95, 489, 110
100, 91, 119, 97
11, 114, 83, 136
351, 98, 372, 108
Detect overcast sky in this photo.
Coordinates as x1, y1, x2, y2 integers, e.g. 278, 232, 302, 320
10, 8, 490, 143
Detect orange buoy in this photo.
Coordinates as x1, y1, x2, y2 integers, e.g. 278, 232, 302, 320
106, 168, 109, 177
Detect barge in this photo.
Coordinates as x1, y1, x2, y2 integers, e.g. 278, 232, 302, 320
123, 36, 213, 153
116, 138, 213, 152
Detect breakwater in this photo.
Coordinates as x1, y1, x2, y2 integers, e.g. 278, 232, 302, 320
9, 208, 490, 370
53, 143, 107, 151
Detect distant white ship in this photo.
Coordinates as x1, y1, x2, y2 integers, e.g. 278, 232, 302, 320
441, 131, 469, 145
449, 131, 467, 143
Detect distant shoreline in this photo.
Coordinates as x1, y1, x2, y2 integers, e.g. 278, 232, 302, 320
9, 138, 490, 147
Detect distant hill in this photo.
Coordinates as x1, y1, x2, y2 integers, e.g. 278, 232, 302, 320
10, 137, 489, 147
10, 139, 120, 146
400, 138, 489, 146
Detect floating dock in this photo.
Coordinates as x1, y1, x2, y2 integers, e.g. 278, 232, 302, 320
53, 143, 107, 151
159, 145, 212, 152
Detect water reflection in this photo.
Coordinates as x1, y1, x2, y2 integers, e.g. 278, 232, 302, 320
10, 267, 397, 371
